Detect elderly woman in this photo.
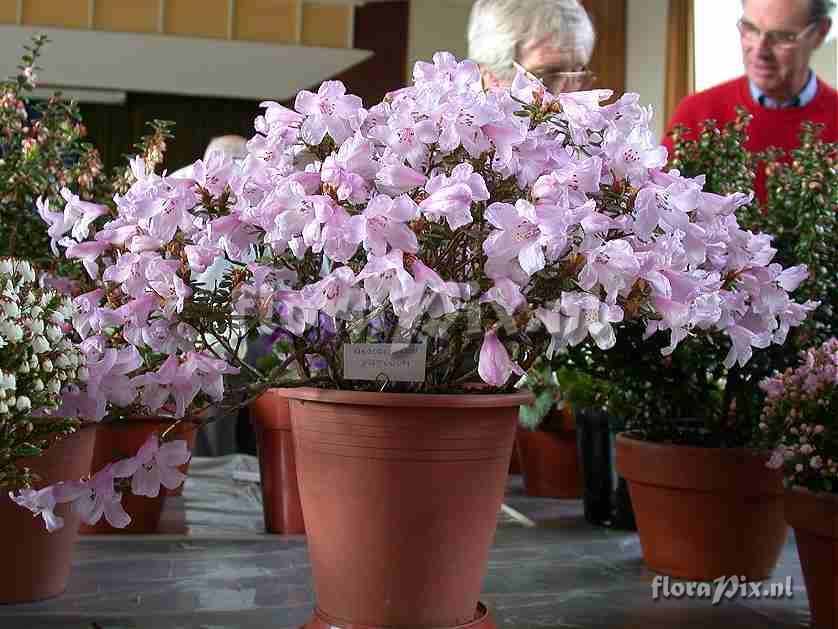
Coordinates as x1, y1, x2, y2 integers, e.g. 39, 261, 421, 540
467, 0, 596, 93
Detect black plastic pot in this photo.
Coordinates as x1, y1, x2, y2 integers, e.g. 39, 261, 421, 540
575, 409, 636, 530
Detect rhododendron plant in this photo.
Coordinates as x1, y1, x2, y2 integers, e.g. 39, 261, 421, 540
19, 51, 817, 529
759, 338, 838, 494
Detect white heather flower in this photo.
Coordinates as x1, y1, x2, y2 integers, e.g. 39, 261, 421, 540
30, 306, 43, 319
0, 260, 11, 274
46, 325, 61, 342
29, 355, 38, 369
55, 355, 70, 369
2, 300, 20, 318
77, 366, 89, 382
19, 262, 34, 282
41, 358, 53, 373
15, 396, 31, 412
33, 379, 44, 392
0, 402, 8, 414
47, 379, 61, 394
32, 335, 49, 354
19, 361, 29, 374
795, 464, 804, 472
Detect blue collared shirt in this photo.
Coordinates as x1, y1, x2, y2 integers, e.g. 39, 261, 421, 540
749, 70, 818, 108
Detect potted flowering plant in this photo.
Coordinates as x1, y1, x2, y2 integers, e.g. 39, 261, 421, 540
16, 50, 814, 626
0, 258, 93, 603
759, 338, 838, 629
570, 109, 826, 581
1, 36, 200, 540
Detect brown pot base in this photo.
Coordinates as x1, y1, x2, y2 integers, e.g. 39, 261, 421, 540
302, 603, 495, 629
616, 434, 786, 581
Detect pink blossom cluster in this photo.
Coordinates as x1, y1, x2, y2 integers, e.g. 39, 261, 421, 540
41, 51, 816, 400
10, 433, 189, 532
761, 338, 838, 493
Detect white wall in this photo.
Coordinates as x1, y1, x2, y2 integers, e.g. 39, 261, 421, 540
407, 0, 474, 77
625, 0, 668, 139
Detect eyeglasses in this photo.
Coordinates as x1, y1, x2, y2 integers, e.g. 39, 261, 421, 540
737, 17, 819, 49
513, 61, 597, 94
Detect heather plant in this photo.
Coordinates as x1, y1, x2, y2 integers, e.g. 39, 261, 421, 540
17, 52, 815, 529
759, 338, 838, 495
0, 36, 175, 292
0, 259, 85, 493
0, 36, 103, 272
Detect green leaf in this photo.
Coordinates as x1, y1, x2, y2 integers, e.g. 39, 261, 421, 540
518, 390, 556, 430
12, 444, 42, 458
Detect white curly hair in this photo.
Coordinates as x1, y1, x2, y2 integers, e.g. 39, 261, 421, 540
467, 0, 596, 83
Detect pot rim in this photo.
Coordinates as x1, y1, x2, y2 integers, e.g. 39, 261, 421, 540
616, 431, 764, 455
787, 485, 838, 504
275, 386, 534, 408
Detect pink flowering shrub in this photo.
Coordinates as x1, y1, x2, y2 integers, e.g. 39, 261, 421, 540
760, 338, 838, 494
16, 51, 817, 529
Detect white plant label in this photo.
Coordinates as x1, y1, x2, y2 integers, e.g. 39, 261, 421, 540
343, 343, 427, 382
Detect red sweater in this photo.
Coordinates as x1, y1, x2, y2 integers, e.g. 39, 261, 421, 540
661, 75, 838, 203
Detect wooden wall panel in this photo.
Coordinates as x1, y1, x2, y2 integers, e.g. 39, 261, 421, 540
580, 0, 627, 95
235, 0, 298, 43
0, 2, 17, 24
94, 0, 158, 33
165, 0, 228, 39
302, 3, 351, 49
23, 0, 88, 29
330, 1, 408, 106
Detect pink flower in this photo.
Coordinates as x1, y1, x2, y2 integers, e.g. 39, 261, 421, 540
483, 200, 545, 276
478, 329, 524, 387
9, 486, 64, 532
420, 164, 489, 230
115, 434, 191, 498
58, 464, 131, 528
357, 194, 419, 256
295, 80, 363, 145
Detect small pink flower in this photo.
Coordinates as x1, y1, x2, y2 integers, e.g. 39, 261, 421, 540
9, 486, 64, 532
115, 434, 191, 498
477, 329, 524, 387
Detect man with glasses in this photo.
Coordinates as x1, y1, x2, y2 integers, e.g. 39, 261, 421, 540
662, 0, 837, 202
467, 0, 597, 94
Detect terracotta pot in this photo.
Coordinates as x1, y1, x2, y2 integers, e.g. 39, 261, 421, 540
249, 389, 305, 535
516, 408, 582, 498
80, 418, 195, 534
281, 387, 532, 629
785, 487, 838, 629
0, 427, 96, 603
616, 433, 787, 580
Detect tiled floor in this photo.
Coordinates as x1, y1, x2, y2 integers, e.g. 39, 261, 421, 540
1, 456, 812, 628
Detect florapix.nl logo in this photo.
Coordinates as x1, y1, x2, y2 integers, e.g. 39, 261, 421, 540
651, 575, 794, 605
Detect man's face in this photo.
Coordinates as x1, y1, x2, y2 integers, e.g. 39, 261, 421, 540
741, 0, 828, 100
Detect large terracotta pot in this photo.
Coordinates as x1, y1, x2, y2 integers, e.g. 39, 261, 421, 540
282, 387, 532, 629
249, 389, 305, 534
515, 408, 582, 498
616, 433, 787, 580
0, 427, 96, 603
785, 487, 838, 629
81, 418, 196, 534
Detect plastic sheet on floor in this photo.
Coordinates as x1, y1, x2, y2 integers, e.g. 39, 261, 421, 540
1, 457, 812, 628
